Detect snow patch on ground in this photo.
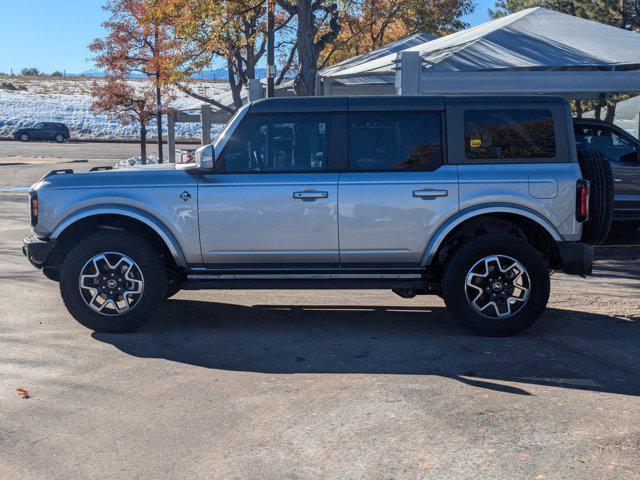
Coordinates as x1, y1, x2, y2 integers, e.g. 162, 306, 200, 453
0, 78, 230, 140
114, 156, 161, 168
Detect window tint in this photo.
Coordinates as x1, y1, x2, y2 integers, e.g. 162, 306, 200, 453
574, 125, 638, 162
349, 112, 442, 171
222, 114, 330, 172
464, 109, 556, 160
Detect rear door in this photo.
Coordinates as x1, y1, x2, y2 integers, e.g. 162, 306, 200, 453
198, 112, 341, 268
338, 103, 459, 267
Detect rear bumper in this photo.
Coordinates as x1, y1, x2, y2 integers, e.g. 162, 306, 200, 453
556, 241, 593, 276
23, 235, 52, 268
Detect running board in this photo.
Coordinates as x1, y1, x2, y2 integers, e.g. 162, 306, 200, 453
182, 272, 430, 291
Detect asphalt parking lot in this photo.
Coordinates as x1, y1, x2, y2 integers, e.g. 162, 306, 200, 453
1, 159, 640, 479
0, 140, 196, 187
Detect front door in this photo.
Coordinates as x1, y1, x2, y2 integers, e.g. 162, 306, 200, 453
199, 113, 340, 268
338, 110, 459, 267
32, 123, 47, 140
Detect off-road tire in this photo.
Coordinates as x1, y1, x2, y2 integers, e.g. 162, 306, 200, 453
59, 230, 168, 333
166, 275, 182, 299
577, 145, 614, 245
442, 235, 550, 336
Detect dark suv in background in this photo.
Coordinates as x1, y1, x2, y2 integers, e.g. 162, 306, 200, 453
574, 119, 640, 220
13, 122, 70, 143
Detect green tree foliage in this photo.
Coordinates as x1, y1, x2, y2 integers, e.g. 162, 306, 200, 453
20, 67, 41, 76
490, 0, 639, 30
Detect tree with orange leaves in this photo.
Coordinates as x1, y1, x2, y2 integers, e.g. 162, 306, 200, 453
173, 0, 295, 109
324, 0, 474, 66
90, 0, 185, 163
91, 75, 174, 164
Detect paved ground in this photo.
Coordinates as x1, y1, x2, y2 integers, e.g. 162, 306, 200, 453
0, 140, 195, 188
0, 139, 197, 161
1, 161, 640, 479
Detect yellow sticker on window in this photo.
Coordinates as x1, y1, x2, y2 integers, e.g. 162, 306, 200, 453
470, 139, 482, 148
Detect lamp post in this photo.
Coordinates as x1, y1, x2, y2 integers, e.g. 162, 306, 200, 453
266, 0, 275, 98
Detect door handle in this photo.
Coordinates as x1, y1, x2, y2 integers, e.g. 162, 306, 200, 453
293, 191, 329, 200
413, 189, 448, 199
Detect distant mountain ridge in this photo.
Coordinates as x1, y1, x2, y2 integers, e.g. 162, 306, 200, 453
67, 68, 269, 80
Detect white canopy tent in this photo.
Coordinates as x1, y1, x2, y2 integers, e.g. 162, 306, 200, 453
319, 8, 640, 99
316, 33, 436, 96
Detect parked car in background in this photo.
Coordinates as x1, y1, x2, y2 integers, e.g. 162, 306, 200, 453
574, 119, 640, 220
13, 122, 70, 143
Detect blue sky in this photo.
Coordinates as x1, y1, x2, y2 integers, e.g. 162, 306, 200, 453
0, 0, 493, 74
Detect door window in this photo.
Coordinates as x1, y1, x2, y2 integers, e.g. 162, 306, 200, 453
464, 109, 556, 159
222, 114, 330, 172
348, 112, 442, 171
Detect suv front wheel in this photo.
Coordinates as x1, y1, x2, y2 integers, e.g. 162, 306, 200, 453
59, 230, 168, 333
442, 235, 550, 336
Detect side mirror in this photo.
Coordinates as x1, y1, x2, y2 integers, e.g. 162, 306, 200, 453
194, 144, 214, 170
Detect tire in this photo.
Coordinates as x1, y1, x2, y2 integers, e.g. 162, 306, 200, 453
59, 230, 168, 333
577, 145, 614, 245
166, 275, 182, 299
54, 133, 65, 143
20, 133, 29, 142
442, 234, 550, 336
42, 267, 60, 282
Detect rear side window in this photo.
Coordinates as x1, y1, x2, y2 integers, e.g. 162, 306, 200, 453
349, 111, 442, 171
222, 114, 330, 172
464, 109, 556, 160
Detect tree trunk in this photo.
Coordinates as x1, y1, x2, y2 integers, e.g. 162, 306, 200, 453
605, 101, 617, 122
155, 74, 164, 164
154, 25, 163, 164
228, 58, 244, 109
294, 0, 317, 96
140, 122, 147, 166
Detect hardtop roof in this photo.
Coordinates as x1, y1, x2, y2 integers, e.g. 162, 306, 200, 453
248, 95, 567, 113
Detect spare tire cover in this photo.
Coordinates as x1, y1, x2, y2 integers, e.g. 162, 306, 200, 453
576, 145, 614, 245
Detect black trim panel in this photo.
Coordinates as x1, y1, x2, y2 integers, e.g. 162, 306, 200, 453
556, 241, 593, 276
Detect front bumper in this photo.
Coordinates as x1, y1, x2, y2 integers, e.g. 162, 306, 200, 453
23, 235, 53, 268
556, 241, 594, 276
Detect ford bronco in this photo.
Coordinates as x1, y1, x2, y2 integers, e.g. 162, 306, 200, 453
23, 96, 613, 336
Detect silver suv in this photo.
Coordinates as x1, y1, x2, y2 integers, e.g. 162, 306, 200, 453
23, 96, 605, 336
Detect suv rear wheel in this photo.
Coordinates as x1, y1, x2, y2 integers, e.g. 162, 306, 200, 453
442, 235, 550, 336
59, 230, 168, 333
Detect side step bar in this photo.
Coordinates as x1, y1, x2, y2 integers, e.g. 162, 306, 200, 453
182, 272, 433, 291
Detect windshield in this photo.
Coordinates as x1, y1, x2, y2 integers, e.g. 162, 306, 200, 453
212, 104, 250, 156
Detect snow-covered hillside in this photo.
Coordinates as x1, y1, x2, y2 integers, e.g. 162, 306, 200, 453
0, 77, 230, 140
